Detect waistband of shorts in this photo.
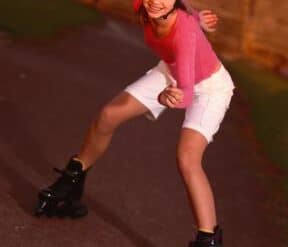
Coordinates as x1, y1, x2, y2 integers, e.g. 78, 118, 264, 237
209, 63, 226, 78
194, 63, 236, 93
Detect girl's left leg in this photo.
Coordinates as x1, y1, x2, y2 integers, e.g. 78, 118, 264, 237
176, 127, 217, 232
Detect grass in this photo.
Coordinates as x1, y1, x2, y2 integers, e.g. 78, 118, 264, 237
0, 0, 101, 37
226, 59, 288, 180
227, 59, 288, 242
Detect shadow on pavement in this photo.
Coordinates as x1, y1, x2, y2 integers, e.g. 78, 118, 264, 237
86, 196, 156, 247
0, 99, 51, 214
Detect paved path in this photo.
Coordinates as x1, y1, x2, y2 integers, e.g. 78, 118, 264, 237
0, 15, 286, 247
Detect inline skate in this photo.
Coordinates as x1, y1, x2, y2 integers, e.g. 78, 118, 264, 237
188, 225, 223, 247
35, 157, 88, 218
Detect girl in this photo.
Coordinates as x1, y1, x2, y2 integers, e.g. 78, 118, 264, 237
36, 1, 235, 246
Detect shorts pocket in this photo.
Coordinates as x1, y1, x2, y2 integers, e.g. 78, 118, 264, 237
200, 91, 233, 132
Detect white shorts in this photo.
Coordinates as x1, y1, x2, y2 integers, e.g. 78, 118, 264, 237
124, 60, 236, 143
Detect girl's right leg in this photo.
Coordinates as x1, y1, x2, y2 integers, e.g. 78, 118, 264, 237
76, 91, 150, 170
36, 60, 169, 218
35, 92, 149, 217
76, 60, 172, 170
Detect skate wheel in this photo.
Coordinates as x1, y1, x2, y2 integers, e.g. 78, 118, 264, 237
34, 199, 49, 217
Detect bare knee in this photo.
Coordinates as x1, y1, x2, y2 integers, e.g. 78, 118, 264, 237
91, 92, 148, 134
176, 129, 207, 174
177, 149, 203, 174
93, 104, 122, 133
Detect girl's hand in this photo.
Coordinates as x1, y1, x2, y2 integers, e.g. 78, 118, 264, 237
158, 84, 184, 108
199, 10, 218, 33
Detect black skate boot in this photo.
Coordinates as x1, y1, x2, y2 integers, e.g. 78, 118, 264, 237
188, 225, 223, 247
35, 157, 88, 218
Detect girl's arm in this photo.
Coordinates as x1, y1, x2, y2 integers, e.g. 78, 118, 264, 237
191, 9, 218, 33
199, 10, 218, 32
157, 31, 196, 109
173, 32, 196, 109
158, 84, 184, 108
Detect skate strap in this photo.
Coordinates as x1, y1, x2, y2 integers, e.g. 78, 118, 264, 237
53, 168, 79, 178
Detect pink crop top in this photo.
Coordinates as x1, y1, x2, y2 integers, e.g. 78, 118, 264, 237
144, 9, 220, 108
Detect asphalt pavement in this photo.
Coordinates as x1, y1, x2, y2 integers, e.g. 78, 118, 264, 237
0, 15, 285, 247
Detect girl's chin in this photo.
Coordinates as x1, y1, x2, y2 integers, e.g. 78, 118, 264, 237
147, 11, 163, 19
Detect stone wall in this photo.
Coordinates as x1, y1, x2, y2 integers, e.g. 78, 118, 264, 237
192, 0, 288, 71
188, 0, 245, 58
243, 0, 288, 71
81, 0, 288, 73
